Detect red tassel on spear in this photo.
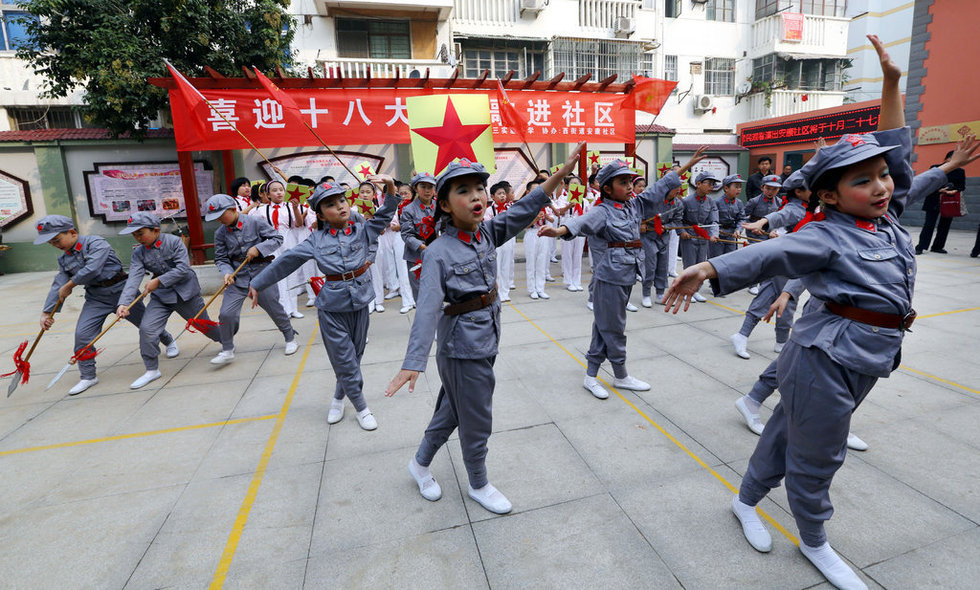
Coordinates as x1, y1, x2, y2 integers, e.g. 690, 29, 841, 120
186, 318, 221, 334
72, 346, 101, 362
1, 341, 30, 385
6, 297, 66, 396
310, 276, 325, 296
653, 216, 664, 236
691, 224, 711, 240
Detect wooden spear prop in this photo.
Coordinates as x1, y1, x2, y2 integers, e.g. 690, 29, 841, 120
46, 290, 150, 390
3, 297, 64, 396
173, 258, 250, 341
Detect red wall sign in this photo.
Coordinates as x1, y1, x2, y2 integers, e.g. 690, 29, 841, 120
740, 105, 881, 148
169, 88, 636, 151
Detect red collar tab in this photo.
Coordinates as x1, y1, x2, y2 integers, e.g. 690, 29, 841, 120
763, 197, 773, 203
73, 242, 83, 252
696, 195, 705, 202
725, 197, 735, 204
612, 201, 623, 210
329, 225, 353, 236
237, 220, 244, 229
147, 239, 162, 249
855, 218, 876, 233
456, 229, 480, 244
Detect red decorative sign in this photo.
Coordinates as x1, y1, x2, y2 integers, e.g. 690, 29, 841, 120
168, 89, 635, 151
740, 105, 881, 148
781, 13, 805, 42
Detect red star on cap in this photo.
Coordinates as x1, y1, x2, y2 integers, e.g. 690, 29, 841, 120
412, 98, 490, 175
37, 224, 43, 231
208, 204, 216, 211
844, 135, 866, 147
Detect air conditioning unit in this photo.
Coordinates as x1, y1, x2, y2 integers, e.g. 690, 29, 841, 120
694, 94, 715, 112
520, 0, 546, 17
615, 16, 635, 38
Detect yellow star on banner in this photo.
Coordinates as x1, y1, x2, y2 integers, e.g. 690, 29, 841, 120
407, 94, 496, 176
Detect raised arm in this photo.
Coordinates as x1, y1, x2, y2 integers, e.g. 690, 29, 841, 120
870, 34, 904, 131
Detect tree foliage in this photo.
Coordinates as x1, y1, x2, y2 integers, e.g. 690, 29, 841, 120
13, 0, 295, 138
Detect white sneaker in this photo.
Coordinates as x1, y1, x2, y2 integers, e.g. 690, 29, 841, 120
641, 296, 652, 308
290, 311, 304, 319
692, 292, 707, 303
165, 341, 179, 358
537, 291, 550, 300
730, 333, 750, 359
356, 408, 378, 431
655, 293, 666, 305
210, 350, 235, 365
468, 483, 512, 514
305, 298, 315, 307
668, 271, 678, 278
130, 370, 162, 390
613, 375, 650, 391
586, 301, 594, 311
374, 303, 384, 313
500, 295, 511, 302
774, 341, 785, 353
732, 496, 772, 552
408, 457, 442, 501
583, 376, 609, 399
800, 541, 867, 590
735, 396, 765, 435
626, 302, 639, 312
284, 340, 298, 355
846, 433, 869, 451
68, 378, 98, 396
567, 284, 577, 292
530, 292, 539, 300
384, 290, 399, 300
748, 285, 760, 295
400, 304, 414, 314
327, 399, 344, 424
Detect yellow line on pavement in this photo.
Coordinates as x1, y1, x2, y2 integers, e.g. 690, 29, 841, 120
915, 306, 980, 319
210, 326, 318, 589
0, 414, 277, 457
899, 365, 980, 396
506, 302, 800, 545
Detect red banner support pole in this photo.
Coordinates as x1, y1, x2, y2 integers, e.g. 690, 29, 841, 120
221, 150, 236, 193
578, 143, 588, 186
178, 151, 206, 265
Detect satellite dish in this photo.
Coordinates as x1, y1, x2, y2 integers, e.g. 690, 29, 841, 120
737, 81, 753, 95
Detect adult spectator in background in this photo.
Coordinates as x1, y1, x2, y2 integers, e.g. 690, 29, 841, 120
916, 149, 966, 254
745, 156, 772, 200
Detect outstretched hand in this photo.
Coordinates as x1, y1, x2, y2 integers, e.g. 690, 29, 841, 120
385, 369, 419, 397
946, 134, 980, 170
662, 262, 716, 314
868, 34, 901, 82
763, 292, 792, 323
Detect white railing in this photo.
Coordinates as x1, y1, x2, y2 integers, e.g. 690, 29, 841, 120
579, 0, 640, 30
317, 58, 452, 79
452, 0, 519, 25
744, 89, 845, 121
751, 13, 848, 57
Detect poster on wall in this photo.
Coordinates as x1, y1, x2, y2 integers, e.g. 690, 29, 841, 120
260, 151, 385, 187
486, 148, 536, 196
84, 162, 214, 223
690, 157, 731, 186
782, 13, 804, 42
0, 170, 33, 230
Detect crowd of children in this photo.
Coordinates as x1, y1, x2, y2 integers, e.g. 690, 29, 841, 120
22, 34, 980, 590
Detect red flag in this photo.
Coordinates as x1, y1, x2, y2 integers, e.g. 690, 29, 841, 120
252, 67, 309, 129
496, 80, 528, 141
627, 75, 677, 115
164, 59, 214, 138
653, 216, 663, 235
691, 224, 711, 239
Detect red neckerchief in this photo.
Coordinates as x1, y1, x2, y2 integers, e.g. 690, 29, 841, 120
792, 211, 825, 232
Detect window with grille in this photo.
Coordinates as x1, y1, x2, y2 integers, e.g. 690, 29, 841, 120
752, 54, 845, 91
460, 39, 547, 79
664, 55, 678, 82
7, 106, 91, 130
551, 37, 647, 82
756, 0, 846, 19
336, 18, 411, 59
707, 0, 736, 22
755, 0, 780, 19
665, 0, 682, 18
704, 57, 735, 95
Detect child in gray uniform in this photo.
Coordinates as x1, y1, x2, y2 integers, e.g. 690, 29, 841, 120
399, 172, 438, 300
664, 35, 980, 590
203, 193, 297, 365
677, 171, 721, 302
251, 175, 398, 431
116, 213, 220, 390
35, 215, 177, 395
385, 144, 586, 515
540, 148, 706, 399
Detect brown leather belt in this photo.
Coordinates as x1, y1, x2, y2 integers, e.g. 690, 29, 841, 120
607, 240, 642, 248
233, 255, 275, 265
444, 288, 498, 316
324, 261, 371, 282
94, 271, 128, 288
824, 301, 917, 332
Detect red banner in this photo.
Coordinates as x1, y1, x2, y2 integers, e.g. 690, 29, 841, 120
168, 88, 635, 151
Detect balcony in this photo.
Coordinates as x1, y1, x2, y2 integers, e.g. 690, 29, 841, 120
452, 0, 520, 26
750, 13, 848, 59
316, 57, 453, 79
315, 0, 453, 19
742, 89, 845, 122
579, 0, 640, 35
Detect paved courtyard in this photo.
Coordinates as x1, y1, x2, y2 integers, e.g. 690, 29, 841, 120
0, 228, 978, 589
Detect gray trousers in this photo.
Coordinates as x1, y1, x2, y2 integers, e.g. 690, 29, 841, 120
739, 342, 877, 547
76, 297, 172, 380
319, 307, 370, 412
640, 235, 669, 297
586, 279, 630, 379
218, 282, 294, 352
140, 295, 219, 370
407, 261, 420, 301
739, 276, 797, 343
680, 238, 709, 269
416, 355, 495, 489
747, 359, 779, 405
